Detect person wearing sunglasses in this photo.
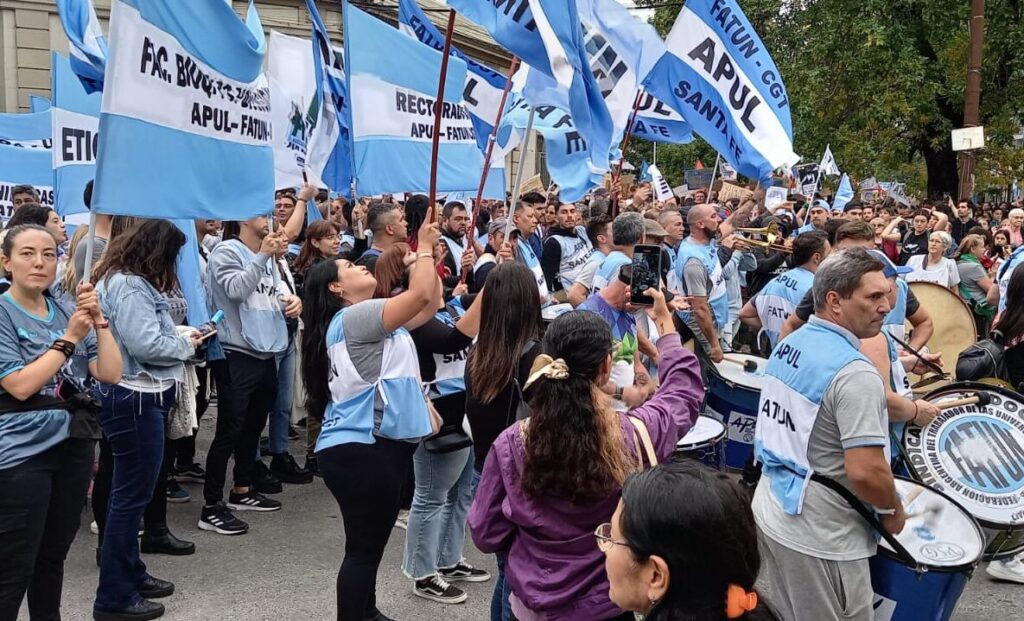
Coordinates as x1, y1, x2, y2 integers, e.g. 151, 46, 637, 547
597, 460, 781, 621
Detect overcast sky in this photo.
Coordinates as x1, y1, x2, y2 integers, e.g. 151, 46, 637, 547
616, 0, 656, 20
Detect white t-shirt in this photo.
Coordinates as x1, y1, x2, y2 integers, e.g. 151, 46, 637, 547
905, 255, 960, 289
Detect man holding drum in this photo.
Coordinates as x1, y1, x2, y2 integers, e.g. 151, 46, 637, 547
753, 249, 905, 621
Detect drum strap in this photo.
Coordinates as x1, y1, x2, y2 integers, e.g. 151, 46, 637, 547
628, 416, 658, 471
809, 473, 922, 571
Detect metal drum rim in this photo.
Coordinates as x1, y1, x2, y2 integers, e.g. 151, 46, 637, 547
874, 475, 986, 573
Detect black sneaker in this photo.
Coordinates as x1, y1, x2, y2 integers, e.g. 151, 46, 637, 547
198, 503, 248, 535
439, 561, 491, 583
93, 599, 164, 621
270, 452, 313, 484
305, 455, 322, 478
227, 489, 282, 512
172, 462, 206, 483
137, 575, 174, 599
253, 460, 283, 494
165, 478, 190, 503
288, 425, 300, 440
413, 575, 467, 604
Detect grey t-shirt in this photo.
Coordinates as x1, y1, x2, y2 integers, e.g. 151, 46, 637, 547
72, 236, 107, 289
573, 256, 601, 293
341, 298, 389, 383
682, 258, 713, 351
957, 261, 988, 304
753, 358, 889, 561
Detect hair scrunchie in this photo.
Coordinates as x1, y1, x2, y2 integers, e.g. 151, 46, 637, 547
725, 584, 758, 618
523, 354, 569, 390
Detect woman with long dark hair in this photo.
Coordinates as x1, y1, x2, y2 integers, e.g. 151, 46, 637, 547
0, 225, 121, 620
93, 219, 200, 620
289, 220, 341, 299
6, 203, 68, 246
469, 290, 704, 621
600, 460, 781, 621
301, 209, 441, 621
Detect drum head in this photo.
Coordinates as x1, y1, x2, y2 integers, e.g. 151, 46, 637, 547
711, 354, 766, 390
676, 416, 726, 450
905, 282, 976, 381
904, 382, 1024, 529
541, 303, 573, 322
879, 477, 984, 570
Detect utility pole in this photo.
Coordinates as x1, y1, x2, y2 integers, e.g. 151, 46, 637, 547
958, 0, 985, 201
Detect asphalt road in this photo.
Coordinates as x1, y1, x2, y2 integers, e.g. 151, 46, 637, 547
27, 411, 1024, 621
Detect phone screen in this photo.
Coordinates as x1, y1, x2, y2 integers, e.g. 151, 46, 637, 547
630, 245, 662, 306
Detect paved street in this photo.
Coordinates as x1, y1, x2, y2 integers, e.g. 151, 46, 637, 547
33, 411, 1024, 620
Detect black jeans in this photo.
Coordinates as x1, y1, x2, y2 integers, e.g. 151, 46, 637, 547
320, 439, 417, 621
0, 437, 95, 621
204, 353, 278, 505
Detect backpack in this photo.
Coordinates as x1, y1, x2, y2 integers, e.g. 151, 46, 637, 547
956, 330, 1009, 384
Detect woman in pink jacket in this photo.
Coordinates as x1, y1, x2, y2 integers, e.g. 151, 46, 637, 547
468, 289, 704, 620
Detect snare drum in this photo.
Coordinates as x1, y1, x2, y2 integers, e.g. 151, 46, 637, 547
704, 354, 766, 470
674, 416, 726, 469
903, 382, 1024, 560
871, 477, 984, 621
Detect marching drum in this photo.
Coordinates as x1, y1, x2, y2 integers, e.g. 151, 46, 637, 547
704, 354, 766, 470
904, 282, 976, 391
870, 477, 984, 621
904, 382, 1024, 560
674, 415, 726, 469
541, 303, 573, 326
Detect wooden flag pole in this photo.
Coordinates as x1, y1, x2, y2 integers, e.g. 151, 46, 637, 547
504, 107, 537, 239
81, 211, 98, 284
611, 91, 644, 217
427, 9, 458, 222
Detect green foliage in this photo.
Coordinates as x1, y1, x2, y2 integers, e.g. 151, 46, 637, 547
634, 0, 1024, 199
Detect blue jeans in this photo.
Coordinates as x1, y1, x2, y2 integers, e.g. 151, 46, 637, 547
95, 385, 176, 611
267, 336, 295, 455
402, 445, 474, 579
472, 468, 511, 621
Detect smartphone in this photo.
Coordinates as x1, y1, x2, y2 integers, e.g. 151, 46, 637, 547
197, 310, 225, 337
630, 245, 662, 306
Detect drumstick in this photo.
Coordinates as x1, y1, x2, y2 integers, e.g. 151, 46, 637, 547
887, 333, 946, 377
721, 356, 757, 373
935, 392, 991, 411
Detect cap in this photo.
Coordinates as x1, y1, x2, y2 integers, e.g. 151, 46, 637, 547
644, 218, 668, 238
811, 199, 830, 212
488, 218, 508, 235
867, 249, 913, 279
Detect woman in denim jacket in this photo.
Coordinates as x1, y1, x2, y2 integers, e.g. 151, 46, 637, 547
93, 220, 200, 621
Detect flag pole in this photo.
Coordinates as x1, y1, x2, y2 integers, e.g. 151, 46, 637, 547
427, 9, 458, 221
505, 107, 536, 238
81, 211, 98, 284
707, 153, 721, 201
464, 56, 521, 284
611, 91, 644, 217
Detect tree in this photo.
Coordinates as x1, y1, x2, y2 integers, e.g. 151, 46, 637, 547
636, 0, 1024, 199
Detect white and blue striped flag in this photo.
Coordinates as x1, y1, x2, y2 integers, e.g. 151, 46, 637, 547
304, 0, 353, 194
93, 0, 274, 220
0, 110, 53, 223
642, 0, 798, 183
51, 52, 101, 218
833, 173, 855, 212
56, 0, 108, 93
344, 3, 483, 196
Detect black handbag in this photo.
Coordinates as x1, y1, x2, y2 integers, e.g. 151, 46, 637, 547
956, 329, 1010, 385
423, 393, 474, 454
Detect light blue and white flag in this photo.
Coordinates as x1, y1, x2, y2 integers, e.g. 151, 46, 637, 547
0, 110, 53, 221
30, 96, 52, 113
398, 0, 507, 198
52, 53, 101, 217
446, 0, 614, 175
638, 160, 651, 182
832, 173, 854, 212
345, 4, 482, 196
93, 0, 274, 220
643, 0, 798, 183
304, 0, 353, 194
632, 92, 694, 145
56, 0, 108, 93
268, 31, 317, 191
819, 144, 840, 177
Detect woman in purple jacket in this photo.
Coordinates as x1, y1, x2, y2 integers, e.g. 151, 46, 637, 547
468, 288, 704, 621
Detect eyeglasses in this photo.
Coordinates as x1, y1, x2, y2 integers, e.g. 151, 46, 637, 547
595, 523, 630, 552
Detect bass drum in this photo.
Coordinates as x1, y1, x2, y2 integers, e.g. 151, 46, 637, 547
904, 282, 976, 392
903, 382, 1024, 561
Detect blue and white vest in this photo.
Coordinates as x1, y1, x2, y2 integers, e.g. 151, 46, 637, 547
442, 233, 468, 277
672, 238, 728, 330
754, 319, 874, 514
592, 250, 631, 292
790, 223, 816, 238
662, 241, 678, 266
316, 308, 433, 450
553, 227, 593, 290
881, 278, 909, 341
998, 245, 1024, 313
517, 237, 549, 305
754, 266, 814, 349
429, 306, 469, 399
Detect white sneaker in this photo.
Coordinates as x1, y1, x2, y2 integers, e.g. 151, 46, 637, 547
394, 509, 410, 531
986, 555, 1024, 584
90, 520, 99, 535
